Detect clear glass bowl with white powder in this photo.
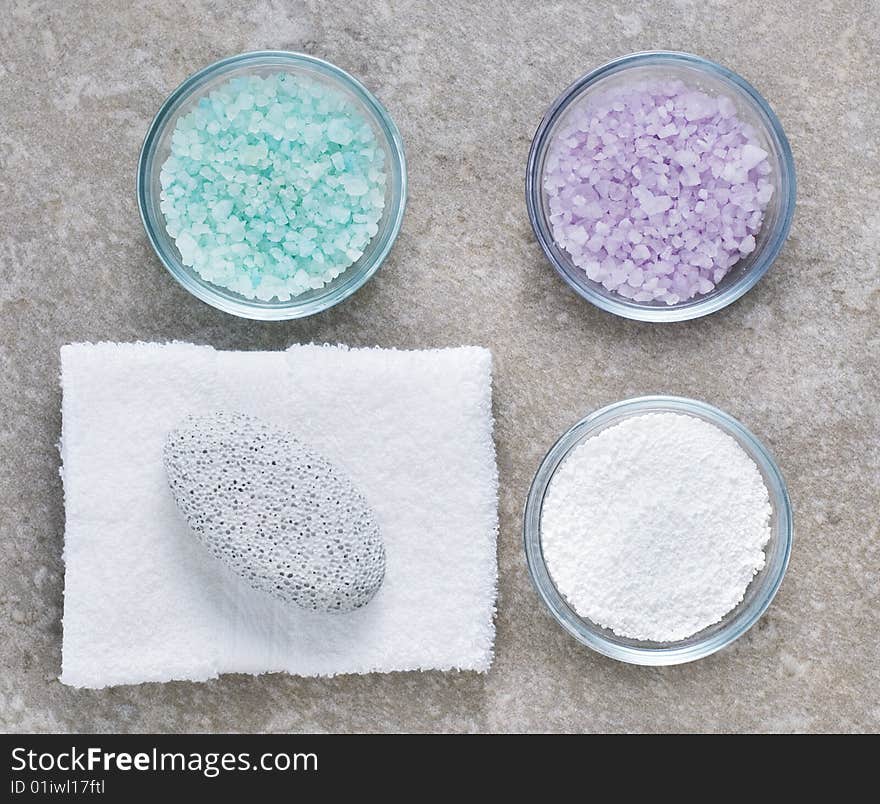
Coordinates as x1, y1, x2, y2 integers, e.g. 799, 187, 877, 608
523, 396, 792, 665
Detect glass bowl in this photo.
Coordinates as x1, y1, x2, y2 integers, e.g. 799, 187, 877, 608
526, 51, 796, 322
523, 396, 793, 665
137, 51, 407, 320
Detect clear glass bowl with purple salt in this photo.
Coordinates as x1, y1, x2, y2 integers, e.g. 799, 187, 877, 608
526, 52, 795, 322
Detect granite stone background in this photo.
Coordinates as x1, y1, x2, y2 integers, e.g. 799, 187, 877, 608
1, 0, 878, 733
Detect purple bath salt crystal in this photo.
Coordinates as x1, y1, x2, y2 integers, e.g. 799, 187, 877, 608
543, 79, 773, 305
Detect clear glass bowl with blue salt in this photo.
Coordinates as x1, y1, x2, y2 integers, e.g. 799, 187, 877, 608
526, 52, 796, 322
138, 51, 407, 320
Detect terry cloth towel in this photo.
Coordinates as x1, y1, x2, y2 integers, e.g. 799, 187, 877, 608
59, 342, 498, 688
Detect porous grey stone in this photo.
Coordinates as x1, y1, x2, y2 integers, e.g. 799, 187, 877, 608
163, 412, 385, 612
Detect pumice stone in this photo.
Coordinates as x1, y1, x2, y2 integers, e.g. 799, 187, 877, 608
164, 412, 385, 612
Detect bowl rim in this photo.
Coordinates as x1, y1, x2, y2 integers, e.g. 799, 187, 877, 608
136, 50, 407, 321
523, 395, 793, 665
525, 50, 797, 323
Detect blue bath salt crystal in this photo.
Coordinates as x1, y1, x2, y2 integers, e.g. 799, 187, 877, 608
159, 72, 387, 301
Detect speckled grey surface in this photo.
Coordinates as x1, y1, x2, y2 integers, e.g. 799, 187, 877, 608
1, 0, 878, 733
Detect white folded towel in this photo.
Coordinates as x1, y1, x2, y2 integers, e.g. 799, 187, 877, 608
60, 342, 498, 688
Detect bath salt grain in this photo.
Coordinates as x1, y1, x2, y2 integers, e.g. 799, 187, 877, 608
543, 80, 773, 304
541, 412, 772, 642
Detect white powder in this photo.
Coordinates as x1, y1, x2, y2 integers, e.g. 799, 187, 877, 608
541, 412, 772, 642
